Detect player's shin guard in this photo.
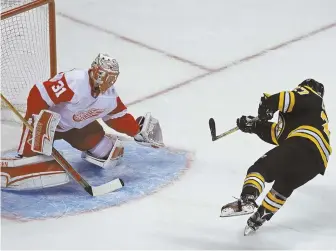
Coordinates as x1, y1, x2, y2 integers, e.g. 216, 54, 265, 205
244, 188, 287, 235
241, 172, 265, 199
262, 188, 287, 215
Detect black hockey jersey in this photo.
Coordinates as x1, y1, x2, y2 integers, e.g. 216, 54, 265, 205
255, 85, 332, 169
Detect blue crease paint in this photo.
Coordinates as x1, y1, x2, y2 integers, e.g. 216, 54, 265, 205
1, 140, 192, 221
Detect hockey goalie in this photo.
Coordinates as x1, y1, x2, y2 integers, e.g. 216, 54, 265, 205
1, 53, 164, 190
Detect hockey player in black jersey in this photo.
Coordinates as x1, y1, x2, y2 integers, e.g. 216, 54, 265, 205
220, 79, 332, 235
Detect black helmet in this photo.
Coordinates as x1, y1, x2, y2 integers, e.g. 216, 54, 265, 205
299, 79, 324, 97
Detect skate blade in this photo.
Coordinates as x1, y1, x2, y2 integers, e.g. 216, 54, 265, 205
220, 210, 254, 218
243, 225, 256, 236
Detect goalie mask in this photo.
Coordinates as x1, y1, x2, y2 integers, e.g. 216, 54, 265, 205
90, 53, 119, 96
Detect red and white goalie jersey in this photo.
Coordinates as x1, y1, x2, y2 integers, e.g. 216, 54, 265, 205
1, 54, 163, 191
27, 68, 139, 135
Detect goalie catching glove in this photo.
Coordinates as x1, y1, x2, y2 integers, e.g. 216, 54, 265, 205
134, 113, 164, 148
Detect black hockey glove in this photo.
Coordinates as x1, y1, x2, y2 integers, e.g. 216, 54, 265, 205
236, 115, 258, 134
258, 96, 274, 121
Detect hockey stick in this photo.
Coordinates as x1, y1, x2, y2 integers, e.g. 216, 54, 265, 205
209, 117, 260, 141
1, 93, 124, 196
208, 118, 238, 141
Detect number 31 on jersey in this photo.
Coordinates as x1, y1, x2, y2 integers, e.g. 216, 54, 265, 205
49, 73, 67, 97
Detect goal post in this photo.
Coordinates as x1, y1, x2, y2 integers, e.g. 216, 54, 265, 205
1, 0, 57, 121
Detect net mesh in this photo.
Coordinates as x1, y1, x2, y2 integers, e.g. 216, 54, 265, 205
1, 0, 52, 121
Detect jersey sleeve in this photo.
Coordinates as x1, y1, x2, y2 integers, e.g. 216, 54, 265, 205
254, 121, 279, 145
263, 86, 318, 114
35, 72, 75, 107
102, 96, 139, 137
25, 85, 49, 118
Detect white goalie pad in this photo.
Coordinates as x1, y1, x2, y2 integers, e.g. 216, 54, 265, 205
1, 155, 70, 190
81, 135, 124, 169
31, 110, 61, 156
134, 113, 164, 148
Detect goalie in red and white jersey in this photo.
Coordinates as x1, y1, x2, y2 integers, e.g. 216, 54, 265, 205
1, 53, 163, 190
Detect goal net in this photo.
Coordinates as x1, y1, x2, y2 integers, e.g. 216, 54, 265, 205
1, 0, 57, 123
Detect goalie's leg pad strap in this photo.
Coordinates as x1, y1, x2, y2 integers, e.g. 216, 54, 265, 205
1, 156, 69, 190
81, 134, 124, 169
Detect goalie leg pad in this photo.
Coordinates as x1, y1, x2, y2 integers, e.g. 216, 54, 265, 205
17, 117, 37, 157
31, 110, 61, 156
1, 155, 70, 190
81, 134, 124, 169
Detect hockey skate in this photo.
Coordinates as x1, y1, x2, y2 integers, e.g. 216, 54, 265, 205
244, 208, 271, 236
220, 195, 258, 217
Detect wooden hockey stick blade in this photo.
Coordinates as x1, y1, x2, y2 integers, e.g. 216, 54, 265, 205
88, 178, 124, 196
1, 93, 123, 196
208, 118, 217, 141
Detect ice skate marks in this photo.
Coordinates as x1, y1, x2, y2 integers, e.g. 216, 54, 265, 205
1, 140, 192, 221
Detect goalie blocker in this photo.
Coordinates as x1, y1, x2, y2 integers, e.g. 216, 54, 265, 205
1, 111, 163, 190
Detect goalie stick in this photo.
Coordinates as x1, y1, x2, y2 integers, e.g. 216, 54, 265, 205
1, 93, 124, 196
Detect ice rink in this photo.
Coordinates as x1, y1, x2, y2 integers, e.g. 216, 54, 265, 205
1, 0, 336, 249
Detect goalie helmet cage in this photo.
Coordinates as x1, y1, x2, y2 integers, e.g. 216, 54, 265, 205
1, 0, 57, 122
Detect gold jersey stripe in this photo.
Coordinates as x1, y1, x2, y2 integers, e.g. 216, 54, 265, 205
287, 91, 295, 112
246, 172, 265, 183
244, 180, 262, 194
267, 192, 285, 205
271, 123, 279, 145
295, 126, 332, 153
288, 132, 328, 168
278, 92, 285, 112
262, 200, 278, 212
304, 85, 321, 97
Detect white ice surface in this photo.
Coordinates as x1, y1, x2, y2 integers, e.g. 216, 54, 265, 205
1, 0, 336, 249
